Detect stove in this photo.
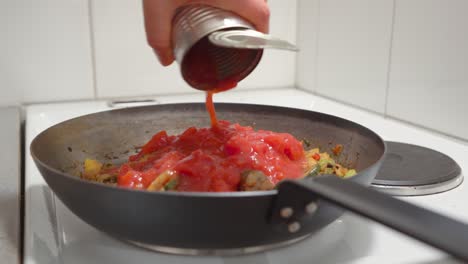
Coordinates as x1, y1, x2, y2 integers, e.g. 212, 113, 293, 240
24, 88, 468, 264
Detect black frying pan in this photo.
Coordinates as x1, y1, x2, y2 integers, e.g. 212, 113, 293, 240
30, 103, 468, 260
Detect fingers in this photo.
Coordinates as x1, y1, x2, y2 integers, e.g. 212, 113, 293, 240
143, 0, 270, 66
142, 0, 177, 66
197, 0, 270, 33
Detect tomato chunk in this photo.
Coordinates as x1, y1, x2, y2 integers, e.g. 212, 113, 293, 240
312, 153, 321, 161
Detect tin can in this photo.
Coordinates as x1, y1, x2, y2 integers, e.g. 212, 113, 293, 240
172, 4, 264, 91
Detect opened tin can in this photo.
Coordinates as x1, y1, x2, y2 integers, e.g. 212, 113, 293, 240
172, 4, 264, 91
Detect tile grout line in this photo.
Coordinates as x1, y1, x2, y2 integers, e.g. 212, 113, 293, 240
293, 0, 300, 88
383, 0, 397, 117
87, 0, 98, 99
313, 0, 321, 94
19, 110, 24, 264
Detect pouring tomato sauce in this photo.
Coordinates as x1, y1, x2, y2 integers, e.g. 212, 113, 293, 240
114, 80, 307, 192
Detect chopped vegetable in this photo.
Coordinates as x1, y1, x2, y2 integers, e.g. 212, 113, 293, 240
304, 147, 356, 179
344, 169, 357, 178
239, 170, 275, 191
312, 153, 321, 161
318, 158, 335, 170
306, 164, 320, 177
83, 159, 103, 180
332, 144, 343, 156
164, 179, 178, 191
96, 173, 117, 184
147, 171, 177, 191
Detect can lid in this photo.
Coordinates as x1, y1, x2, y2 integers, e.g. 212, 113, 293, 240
209, 29, 299, 51
371, 141, 463, 196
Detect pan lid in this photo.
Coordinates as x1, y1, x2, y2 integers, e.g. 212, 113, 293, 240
371, 141, 463, 196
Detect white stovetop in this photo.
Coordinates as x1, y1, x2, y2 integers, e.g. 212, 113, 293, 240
24, 88, 468, 264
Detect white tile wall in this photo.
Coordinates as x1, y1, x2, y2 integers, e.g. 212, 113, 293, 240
2, 0, 467, 142
91, 0, 297, 98
296, 0, 319, 92
387, 0, 468, 140
314, 0, 394, 114
0, 0, 94, 106
238, 0, 297, 90
90, 0, 186, 98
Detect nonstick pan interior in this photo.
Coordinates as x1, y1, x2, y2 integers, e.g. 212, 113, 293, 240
32, 103, 384, 178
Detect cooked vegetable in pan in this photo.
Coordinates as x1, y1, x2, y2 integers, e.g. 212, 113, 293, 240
82, 120, 356, 192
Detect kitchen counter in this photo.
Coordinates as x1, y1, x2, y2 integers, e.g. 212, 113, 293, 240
0, 107, 21, 264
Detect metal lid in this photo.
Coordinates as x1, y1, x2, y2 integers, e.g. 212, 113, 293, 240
208, 29, 299, 51
371, 141, 463, 196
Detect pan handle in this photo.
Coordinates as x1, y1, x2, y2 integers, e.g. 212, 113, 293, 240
273, 176, 468, 262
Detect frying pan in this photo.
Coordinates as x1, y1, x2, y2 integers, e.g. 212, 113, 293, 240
30, 103, 468, 261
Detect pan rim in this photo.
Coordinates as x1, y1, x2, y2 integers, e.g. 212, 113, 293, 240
30, 102, 386, 198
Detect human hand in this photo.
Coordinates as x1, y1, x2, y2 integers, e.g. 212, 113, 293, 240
143, 0, 270, 66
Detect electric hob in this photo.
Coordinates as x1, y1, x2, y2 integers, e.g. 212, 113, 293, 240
24, 88, 468, 264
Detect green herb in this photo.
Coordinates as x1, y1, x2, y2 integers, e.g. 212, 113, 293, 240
164, 179, 178, 190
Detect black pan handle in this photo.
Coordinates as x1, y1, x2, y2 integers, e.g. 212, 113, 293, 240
274, 176, 468, 262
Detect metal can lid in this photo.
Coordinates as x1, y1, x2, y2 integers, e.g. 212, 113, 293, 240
209, 29, 299, 51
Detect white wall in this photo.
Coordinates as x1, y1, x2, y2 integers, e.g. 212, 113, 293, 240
3, 0, 467, 141
0, 0, 297, 104
297, 0, 468, 141
0, 0, 95, 105
387, 0, 468, 141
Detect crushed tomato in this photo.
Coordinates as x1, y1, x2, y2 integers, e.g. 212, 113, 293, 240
117, 121, 306, 192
